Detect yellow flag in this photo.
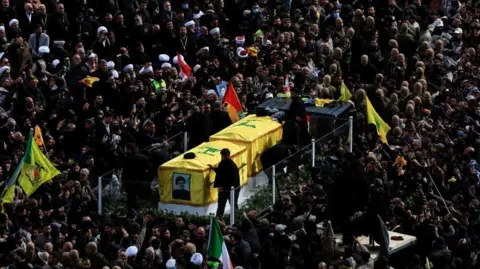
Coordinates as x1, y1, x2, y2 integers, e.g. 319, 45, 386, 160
1, 158, 24, 207
314, 98, 334, 107
18, 132, 60, 196
366, 96, 391, 144
34, 125, 44, 147
339, 81, 352, 102
426, 257, 431, 269
79, 76, 100, 87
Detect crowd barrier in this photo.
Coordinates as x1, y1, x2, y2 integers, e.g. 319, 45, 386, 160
95, 116, 354, 226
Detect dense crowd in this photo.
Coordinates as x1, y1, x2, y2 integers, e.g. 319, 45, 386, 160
0, 0, 479, 268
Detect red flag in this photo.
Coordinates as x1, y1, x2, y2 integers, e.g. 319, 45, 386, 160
177, 53, 191, 79
223, 82, 242, 122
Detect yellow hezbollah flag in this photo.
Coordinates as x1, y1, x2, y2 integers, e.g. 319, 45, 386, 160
34, 125, 44, 147
366, 96, 391, 144
1, 157, 24, 207
18, 132, 60, 196
339, 81, 352, 102
315, 98, 334, 107
79, 76, 100, 87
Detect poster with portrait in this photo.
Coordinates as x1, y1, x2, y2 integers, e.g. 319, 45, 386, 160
216, 81, 228, 99
172, 173, 191, 200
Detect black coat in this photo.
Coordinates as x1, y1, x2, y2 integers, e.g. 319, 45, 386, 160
186, 112, 211, 148
209, 110, 231, 135
121, 153, 153, 183
213, 158, 240, 188
47, 12, 70, 42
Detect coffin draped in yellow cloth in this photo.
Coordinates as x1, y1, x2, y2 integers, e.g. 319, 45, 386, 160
158, 140, 248, 206
209, 115, 283, 176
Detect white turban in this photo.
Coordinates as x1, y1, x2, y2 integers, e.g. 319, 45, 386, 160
0, 66, 10, 76
39, 46, 50, 54
193, 64, 201, 73
51, 59, 60, 68
161, 62, 172, 69
172, 54, 184, 65
9, 19, 19, 27
111, 70, 119, 78
190, 253, 203, 265
139, 66, 153, 74
123, 64, 134, 72
158, 54, 170, 62
107, 61, 115, 70
126, 246, 138, 257
166, 259, 176, 269
185, 20, 195, 28
97, 26, 108, 36
207, 89, 217, 96
193, 11, 204, 20
209, 27, 220, 35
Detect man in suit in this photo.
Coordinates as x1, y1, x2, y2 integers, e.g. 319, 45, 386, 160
19, 3, 35, 36
172, 176, 190, 200
28, 24, 50, 58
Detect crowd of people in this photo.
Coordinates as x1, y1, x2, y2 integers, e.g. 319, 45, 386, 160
0, 0, 479, 268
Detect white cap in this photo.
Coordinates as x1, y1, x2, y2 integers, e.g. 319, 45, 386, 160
97, 26, 108, 36
190, 253, 203, 265
107, 61, 115, 69
166, 259, 176, 269
236, 47, 248, 58
39, 46, 50, 54
139, 66, 153, 74
235, 36, 245, 45
126, 246, 138, 257
123, 64, 134, 72
184, 20, 195, 28
161, 62, 172, 69
454, 28, 463, 35
172, 54, 184, 65
51, 59, 60, 68
9, 19, 19, 27
209, 27, 220, 35
0, 26, 5, 32
88, 53, 97, 59
266, 93, 274, 99
0, 66, 10, 76
111, 70, 119, 78
193, 64, 201, 73
158, 54, 170, 62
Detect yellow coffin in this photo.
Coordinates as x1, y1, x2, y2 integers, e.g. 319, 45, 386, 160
158, 140, 248, 206
209, 115, 282, 176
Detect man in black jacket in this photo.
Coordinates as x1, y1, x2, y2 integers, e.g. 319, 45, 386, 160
122, 143, 153, 212
209, 148, 240, 216
209, 101, 231, 135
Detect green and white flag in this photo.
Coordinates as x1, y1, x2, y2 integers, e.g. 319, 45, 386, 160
207, 218, 233, 269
